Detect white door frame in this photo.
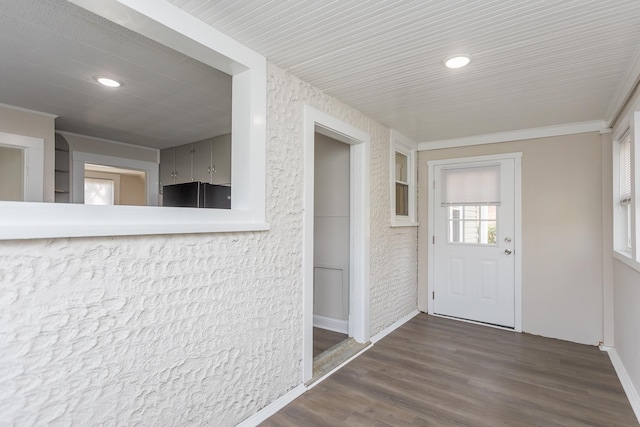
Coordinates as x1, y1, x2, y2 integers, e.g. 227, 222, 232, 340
0, 131, 44, 202
427, 152, 522, 332
303, 105, 370, 383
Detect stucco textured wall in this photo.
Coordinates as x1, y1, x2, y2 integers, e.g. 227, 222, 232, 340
0, 63, 417, 426
267, 65, 418, 338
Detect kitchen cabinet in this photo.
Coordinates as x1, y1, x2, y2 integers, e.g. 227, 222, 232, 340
193, 135, 231, 185
160, 134, 231, 191
160, 143, 194, 187
159, 147, 174, 188
212, 133, 231, 186
192, 138, 213, 184
174, 144, 192, 183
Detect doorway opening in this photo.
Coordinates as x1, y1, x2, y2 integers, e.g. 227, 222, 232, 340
303, 106, 370, 384
84, 164, 147, 206
312, 133, 352, 378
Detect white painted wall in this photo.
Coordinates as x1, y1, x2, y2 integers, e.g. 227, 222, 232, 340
0, 62, 418, 425
418, 132, 604, 345
313, 133, 350, 327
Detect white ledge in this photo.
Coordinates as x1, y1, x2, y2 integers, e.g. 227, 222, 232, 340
0, 202, 270, 240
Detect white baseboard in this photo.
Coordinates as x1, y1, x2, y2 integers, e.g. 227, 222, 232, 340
371, 309, 420, 344
603, 347, 640, 423
236, 384, 306, 427
313, 315, 348, 334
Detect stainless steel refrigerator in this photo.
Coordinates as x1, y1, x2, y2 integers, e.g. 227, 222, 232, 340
162, 182, 231, 209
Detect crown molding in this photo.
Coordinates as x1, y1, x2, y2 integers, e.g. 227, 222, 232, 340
0, 102, 58, 119
417, 120, 607, 151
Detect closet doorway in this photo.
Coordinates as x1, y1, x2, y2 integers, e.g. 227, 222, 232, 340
302, 106, 370, 384
312, 133, 350, 358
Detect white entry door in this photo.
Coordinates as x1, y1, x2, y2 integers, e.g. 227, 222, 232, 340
433, 158, 516, 328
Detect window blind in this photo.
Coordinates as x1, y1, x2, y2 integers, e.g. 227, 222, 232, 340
620, 132, 631, 205
441, 165, 500, 206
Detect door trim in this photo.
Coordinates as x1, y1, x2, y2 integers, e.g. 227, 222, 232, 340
302, 106, 370, 383
426, 153, 522, 332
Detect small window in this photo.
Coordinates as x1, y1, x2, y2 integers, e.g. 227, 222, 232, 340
85, 178, 114, 205
395, 152, 409, 216
619, 132, 632, 251
390, 131, 417, 226
614, 130, 633, 255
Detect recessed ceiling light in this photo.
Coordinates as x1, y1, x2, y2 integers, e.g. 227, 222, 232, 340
95, 76, 122, 88
444, 54, 471, 69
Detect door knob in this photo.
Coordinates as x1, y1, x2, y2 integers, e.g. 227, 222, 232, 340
505, 249, 512, 255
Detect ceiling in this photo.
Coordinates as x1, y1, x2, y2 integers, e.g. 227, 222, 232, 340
2, 1, 640, 149
0, 0, 232, 150
169, 0, 640, 143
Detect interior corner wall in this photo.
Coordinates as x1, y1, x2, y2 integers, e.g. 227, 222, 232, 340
0, 105, 55, 201
0, 62, 417, 426
417, 132, 604, 345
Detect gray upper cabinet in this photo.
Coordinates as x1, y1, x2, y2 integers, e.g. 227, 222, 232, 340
160, 133, 231, 190
159, 147, 175, 188
212, 134, 231, 186
160, 144, 195, 187
192, 138, 213, 184
174, 144, 193, 184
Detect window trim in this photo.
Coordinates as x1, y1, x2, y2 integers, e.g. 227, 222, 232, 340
0, 0, 268, 240
612, 110, 639, 272
390, 130, 418, 227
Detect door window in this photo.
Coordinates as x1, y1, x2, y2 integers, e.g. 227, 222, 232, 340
447, 205, 497, 245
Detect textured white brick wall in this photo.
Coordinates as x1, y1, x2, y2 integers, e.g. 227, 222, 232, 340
0, 63, 417, 426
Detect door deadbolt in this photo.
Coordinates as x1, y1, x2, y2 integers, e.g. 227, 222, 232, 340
504, 237, 512, 243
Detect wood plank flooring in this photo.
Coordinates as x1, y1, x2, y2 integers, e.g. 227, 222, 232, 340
314, 327, 348, 358
263, 314, 637, 426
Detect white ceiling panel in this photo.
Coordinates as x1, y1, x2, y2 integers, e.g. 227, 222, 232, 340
2, 0, 639, 147
168, 0, 640, 142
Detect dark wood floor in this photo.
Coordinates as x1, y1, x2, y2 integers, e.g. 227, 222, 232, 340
263, 314, 637, 426
314, 327, 348, 358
